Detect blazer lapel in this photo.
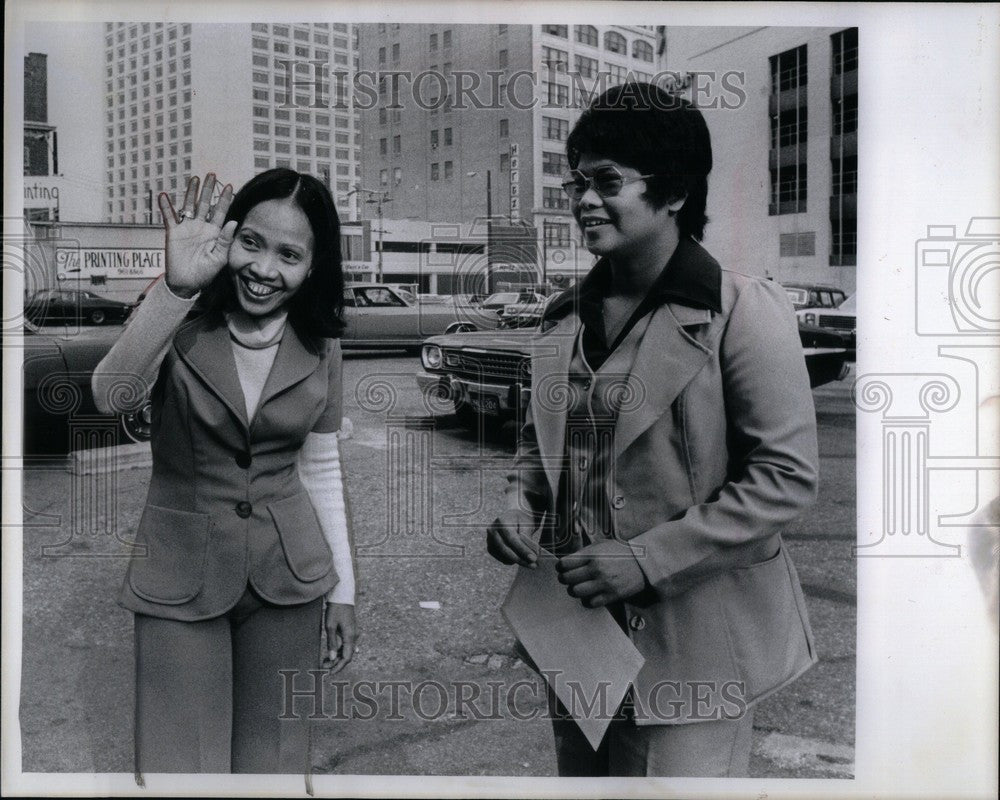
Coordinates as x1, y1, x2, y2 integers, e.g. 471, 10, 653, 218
530, 313, 579, 501
174, 314, 249, 428
614, 302, 714, 457
253, 322, 321, 423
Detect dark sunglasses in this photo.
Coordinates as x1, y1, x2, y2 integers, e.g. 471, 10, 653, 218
560, 166, 662, 200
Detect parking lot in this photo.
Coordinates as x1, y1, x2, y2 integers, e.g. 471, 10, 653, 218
18, 353, 856, 777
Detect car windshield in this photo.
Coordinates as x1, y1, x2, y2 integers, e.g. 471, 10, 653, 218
838, 294, 857, 312
484, 292, 519, 305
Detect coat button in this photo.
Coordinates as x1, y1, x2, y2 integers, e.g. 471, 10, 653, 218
612, 494, 626, 509
235, 451, 252, 469
235, 501, 253, 518
578, 456, 588, 471
629, 614, 646, 631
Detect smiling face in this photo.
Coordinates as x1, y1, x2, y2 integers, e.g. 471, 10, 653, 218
571, 153, 676, 263
228, 198, 315, 318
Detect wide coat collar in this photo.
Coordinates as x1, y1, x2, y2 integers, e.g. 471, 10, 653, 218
173, 310, 323, 430
530, 240, 721, 502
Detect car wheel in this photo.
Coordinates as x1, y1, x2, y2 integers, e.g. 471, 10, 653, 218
118, 402, 153, 443
89, 309, 106, 325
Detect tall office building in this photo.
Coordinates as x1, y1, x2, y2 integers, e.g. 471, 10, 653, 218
102, 21, 362, 224
660, 26, 858, 293
356, 23, 661, 283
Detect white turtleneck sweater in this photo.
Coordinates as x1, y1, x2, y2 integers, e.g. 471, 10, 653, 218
92, 278, 355, 605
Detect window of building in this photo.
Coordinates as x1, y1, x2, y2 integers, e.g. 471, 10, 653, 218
393, 167, 402, 185
431, 163, 439, 181
770, 107, 808, 148
498, 118, 509, 138
254, 156, 270, 170
545, 81, 569, 107
608, 64, 630, 86
429, 32, 438, 51
443, 127, 452, 146
544, 221, 571, 247
832, 155, 858, 195
392, 43, 400, 62
769, 163, 807, 214
831, 219, 857, 265
380, 137, 388, 155
770, 44, 807, 93
832, 94, 858, 135
542, 24, 568, 38
632, 39, 654, 62
253, 121, 269, 135
253, 139, 270, 151
604, 31, 627, 54
543, 46, 569, 73
443, 29, 452, 48
297, 143, 311, 155
393, 135, 401, 155
832, 28, 858, 75
499, 153, 509, 171
542, 151, 568, 176
575, 25, 598, 47
275, 142, 290, 154
444, 161, 453, 180
543, 116, 569, 141
543, 186, 570, 210
574, 54, 598, 79
430, 130, 439, 149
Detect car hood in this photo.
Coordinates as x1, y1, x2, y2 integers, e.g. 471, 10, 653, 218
422, 328, 538, 354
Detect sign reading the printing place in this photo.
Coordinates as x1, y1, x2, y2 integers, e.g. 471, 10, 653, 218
509, 142, 519, 222
56, 247, 165, 280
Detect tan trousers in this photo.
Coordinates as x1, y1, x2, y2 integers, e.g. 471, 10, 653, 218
133, 585, 324, 774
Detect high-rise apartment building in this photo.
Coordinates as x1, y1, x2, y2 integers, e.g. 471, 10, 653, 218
660, 26, 858, 293
102, 21, 362, 224
356, 23, 661, 282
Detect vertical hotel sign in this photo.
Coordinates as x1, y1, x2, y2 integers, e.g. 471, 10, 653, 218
509, 143, 519, 222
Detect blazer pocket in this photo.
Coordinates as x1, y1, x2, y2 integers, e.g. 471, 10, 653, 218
267, 491, 333, 583
129, 504, 210, 604
717, 544, 811, 697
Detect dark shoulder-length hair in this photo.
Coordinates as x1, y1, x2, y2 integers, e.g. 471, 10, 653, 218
197, 168, 345, 338
566, 82, 713, 241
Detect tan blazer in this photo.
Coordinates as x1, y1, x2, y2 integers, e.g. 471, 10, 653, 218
505, 250, 819, 724
120, 311, 342, 621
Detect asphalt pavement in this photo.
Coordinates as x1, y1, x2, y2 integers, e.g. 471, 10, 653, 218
17, 354, 856, 778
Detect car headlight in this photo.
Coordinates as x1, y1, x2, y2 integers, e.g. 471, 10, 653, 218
421, 344, 442, 369
803, 312, 817, 326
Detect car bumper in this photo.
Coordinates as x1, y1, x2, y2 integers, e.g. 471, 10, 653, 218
416, 372, 529, 415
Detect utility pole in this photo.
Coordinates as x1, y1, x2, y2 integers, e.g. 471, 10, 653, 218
343, 184, 392, 282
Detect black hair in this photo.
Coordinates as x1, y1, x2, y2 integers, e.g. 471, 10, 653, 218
566, 82, 713, 240
198, 168, 344, 338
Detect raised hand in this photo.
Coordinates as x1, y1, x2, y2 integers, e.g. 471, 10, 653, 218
158, 174, 237, 298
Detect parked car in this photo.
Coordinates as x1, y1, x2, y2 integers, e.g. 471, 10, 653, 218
417, 309, 850, 427
781, 282, 848, 312
23, 321, 152, 454
798, 293, 857, 359
24, 288, 134, 327
342, 283, 499, 351
478, 290, 548, 313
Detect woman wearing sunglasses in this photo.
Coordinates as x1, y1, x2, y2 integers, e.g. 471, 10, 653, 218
488, 83, 819, 776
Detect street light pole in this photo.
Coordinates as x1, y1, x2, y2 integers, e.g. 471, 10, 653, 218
344, 185, 392, 283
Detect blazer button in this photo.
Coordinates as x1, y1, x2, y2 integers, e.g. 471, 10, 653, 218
235, 501, 253, 518
629, 613, 646, 631
235, 451, 252, 469
612, 494, 626, 509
